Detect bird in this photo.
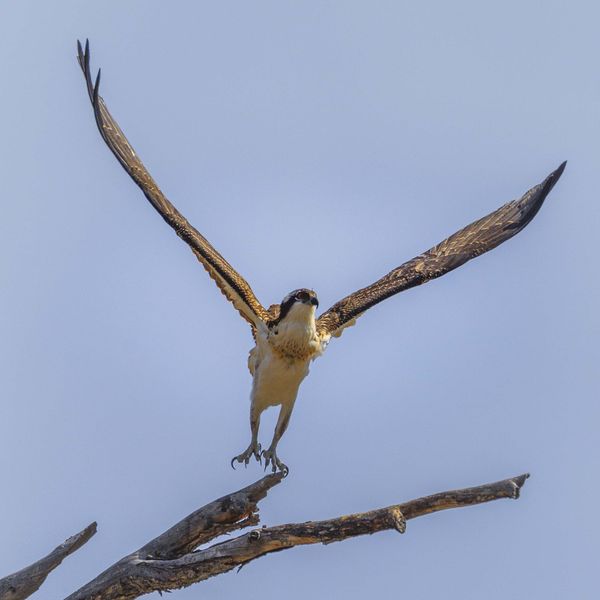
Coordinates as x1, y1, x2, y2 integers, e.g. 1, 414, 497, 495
77, 40, 565, 475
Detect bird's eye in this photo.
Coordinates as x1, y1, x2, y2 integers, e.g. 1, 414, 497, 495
296, 291, 309, 302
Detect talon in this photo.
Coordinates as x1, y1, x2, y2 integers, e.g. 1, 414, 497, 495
261, 448, 288, 475
231, 442, 262, 471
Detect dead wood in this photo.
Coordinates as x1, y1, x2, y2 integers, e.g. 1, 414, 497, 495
60, 472, 528, 600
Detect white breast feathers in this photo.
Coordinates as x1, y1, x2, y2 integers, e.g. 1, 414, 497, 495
269, 302, 324, 361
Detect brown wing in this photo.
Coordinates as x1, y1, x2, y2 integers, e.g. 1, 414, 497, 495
76, 40, 270, 330
317, 162, 566, 338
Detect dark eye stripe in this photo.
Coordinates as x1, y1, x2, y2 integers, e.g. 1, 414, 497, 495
296, 291, 309, 301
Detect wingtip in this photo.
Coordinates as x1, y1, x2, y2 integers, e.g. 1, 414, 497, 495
76, 38, 89, 57
538, 160, 566, 197
76, 39, 84, 67
554, 160, 567, 179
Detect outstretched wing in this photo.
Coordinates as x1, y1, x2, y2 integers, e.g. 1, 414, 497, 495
317, 162, 566, 338
77, 40, 270, 330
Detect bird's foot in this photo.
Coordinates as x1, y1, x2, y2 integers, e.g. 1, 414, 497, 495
261, 448, 289, 476
231, 442, 262, 469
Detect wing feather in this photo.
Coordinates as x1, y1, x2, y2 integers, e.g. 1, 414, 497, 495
317, 162, 566, 338
77, 40, 270, 330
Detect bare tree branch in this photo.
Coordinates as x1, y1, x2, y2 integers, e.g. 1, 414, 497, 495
138, 472, 285, 559
0, 523, 96, 600
66, 473, 528, 600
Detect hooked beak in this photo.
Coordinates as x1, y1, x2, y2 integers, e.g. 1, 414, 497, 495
310, 297, 319, 308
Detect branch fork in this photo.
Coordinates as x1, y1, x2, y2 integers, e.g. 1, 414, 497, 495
1, 473, 529, 600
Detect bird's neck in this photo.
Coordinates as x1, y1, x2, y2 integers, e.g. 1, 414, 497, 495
278, 303, 316, 332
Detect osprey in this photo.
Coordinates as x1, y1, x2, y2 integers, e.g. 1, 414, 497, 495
77, 41, 565, 475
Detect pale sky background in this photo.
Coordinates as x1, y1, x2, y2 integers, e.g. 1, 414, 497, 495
1, 1, 598, 599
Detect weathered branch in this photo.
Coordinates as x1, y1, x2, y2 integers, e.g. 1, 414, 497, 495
0, 522, 96, 600
66, 473, 528, 600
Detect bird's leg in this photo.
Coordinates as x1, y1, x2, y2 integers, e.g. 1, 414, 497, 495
262, 402, 293, 476
231, 405, 262, 469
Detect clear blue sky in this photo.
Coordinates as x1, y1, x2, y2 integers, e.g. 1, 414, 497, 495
1, 2, 597, 598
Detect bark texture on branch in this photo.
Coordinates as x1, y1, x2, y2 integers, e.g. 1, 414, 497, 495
0, 522, 97, 600
66, 473, 528, 600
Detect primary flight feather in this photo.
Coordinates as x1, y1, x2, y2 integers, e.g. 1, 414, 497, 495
77, 40, 565, 475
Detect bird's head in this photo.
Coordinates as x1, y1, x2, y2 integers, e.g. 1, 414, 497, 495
276, 288, 319, 324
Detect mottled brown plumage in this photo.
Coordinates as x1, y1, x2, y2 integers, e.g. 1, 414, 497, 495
77, 40, 270, 333
77, 39, 565, 474
315, 162, 565, 338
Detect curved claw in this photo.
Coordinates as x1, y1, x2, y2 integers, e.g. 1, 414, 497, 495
231, 443, 262, 471
261, 449, 289, 476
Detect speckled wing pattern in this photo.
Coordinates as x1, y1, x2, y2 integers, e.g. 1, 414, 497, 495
77, 40, 270, 331
317, 162, 566, 338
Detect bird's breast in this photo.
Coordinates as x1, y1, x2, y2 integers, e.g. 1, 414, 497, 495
251, 345, 311, 408
268, 320, 323, 361
247, 308, 326, 408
